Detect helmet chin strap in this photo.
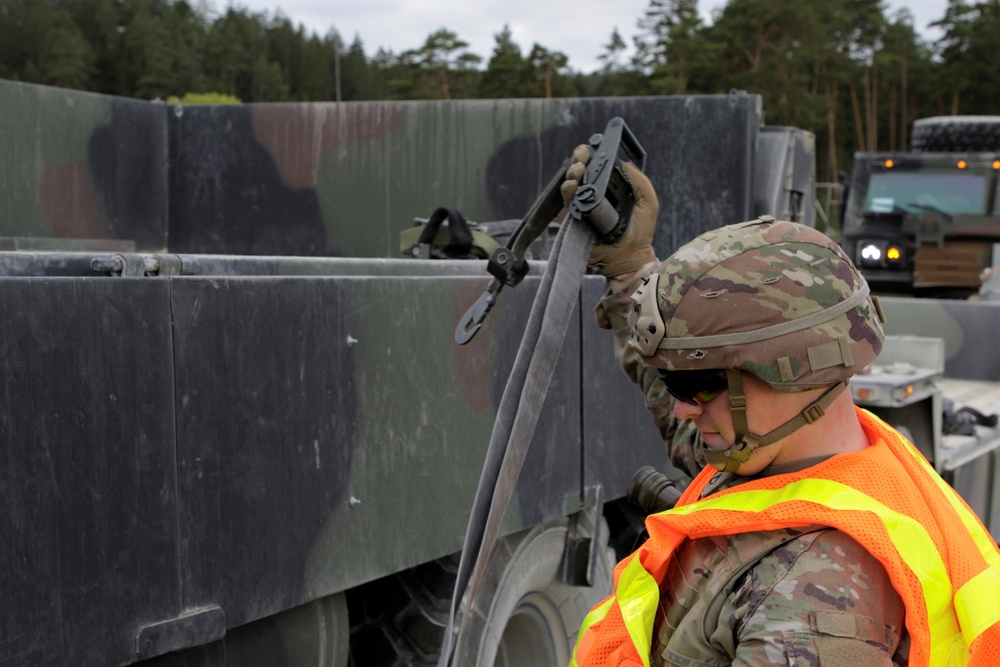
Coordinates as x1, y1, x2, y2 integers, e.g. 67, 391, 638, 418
703, 371, 848, 473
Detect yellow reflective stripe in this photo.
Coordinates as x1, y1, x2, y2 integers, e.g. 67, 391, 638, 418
955, 567, 1000, 646
667, 478, 964, 661
617, 555, 658, 667
893, 430, 1000, 573
572, 595, 615, 663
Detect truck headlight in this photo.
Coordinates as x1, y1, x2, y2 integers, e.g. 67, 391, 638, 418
856, 240, 905, 269
860, 242, 883, 264
858, 240, 885, 268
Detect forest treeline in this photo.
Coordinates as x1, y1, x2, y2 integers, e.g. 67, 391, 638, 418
3, 0, 1000, 182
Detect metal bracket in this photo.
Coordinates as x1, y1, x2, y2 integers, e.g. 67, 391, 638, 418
135, 605, 226, 660
569, 117, 646, 244
559, 484, 605, 587
454, 247, 532, 344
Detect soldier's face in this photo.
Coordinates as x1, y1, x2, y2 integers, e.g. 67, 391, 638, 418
671, 384, 733, 453
672, 372, 826, 475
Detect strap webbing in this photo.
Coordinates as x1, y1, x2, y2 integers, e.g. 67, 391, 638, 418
704, 380, 848, 472
439, 165, 595, 667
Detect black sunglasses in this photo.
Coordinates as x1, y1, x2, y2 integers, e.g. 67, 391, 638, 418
656, 368, 729, 405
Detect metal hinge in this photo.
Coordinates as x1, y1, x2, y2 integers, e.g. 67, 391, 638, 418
559, 484, 605, 587
90, 253, 186, 277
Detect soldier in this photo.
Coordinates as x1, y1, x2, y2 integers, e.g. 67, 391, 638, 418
561, 146, 1000, 666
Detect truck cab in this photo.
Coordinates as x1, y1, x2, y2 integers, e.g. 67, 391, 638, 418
841, 150, 1000, 293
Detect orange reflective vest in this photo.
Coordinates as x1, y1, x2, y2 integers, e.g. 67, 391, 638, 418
572, 407, 1000, 667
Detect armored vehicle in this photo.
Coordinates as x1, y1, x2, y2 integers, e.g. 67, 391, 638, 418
0, 77, 872, 667
841, 116, 1000, 294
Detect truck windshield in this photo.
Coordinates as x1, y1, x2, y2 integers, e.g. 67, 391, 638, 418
864, 171, 988, 215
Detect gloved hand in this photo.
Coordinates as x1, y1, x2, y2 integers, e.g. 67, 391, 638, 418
560, 144, 659, 278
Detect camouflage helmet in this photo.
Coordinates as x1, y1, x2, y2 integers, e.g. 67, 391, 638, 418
627, 216, 885, 392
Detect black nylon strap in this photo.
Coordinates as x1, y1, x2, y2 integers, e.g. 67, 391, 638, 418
419, 206, 474, 256
438, 165, 592, 667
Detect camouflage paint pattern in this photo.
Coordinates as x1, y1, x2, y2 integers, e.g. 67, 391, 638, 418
0, 252, 667, 667
0, 78, 814, 666
1, 79, 810, 262
0, 80, 168, 249
640, 218, 884, 391
167, 94, 778, 260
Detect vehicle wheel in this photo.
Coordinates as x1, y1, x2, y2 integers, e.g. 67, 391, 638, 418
912, 116, 1000, 152
273, 593, 351, 667
346, 513, 615, 667
346, 555, 458, 666
453, 512, 615, 667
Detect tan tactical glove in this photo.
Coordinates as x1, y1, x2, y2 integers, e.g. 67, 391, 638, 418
560, 144, 659, 278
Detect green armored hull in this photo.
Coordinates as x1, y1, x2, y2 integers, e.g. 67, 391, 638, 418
0, 79, 818, 666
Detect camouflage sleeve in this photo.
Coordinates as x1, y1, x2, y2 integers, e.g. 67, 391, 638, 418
721, 529, 909, 666
594, 265, 706, 481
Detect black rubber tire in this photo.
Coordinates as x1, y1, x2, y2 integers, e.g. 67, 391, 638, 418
346, 555, 458, 666
275, 594, 351, 667
911, 116, 1000, 152
345, 513, 615, 667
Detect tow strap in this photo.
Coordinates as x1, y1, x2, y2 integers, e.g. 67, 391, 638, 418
440, 118, 645, 666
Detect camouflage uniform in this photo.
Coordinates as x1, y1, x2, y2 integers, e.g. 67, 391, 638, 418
594, 264, 706, 481
649, 472, 909, 666
592, 221, 910, 665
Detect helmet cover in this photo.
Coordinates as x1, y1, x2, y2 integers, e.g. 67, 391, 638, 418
628, 217, 884, 391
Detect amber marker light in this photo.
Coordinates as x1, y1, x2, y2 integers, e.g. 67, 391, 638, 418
957, 160, 968, 169
887, 246, 901, 261
884, 159, 895, 168
856, 388, 873, 400
993, 160, 1000, 170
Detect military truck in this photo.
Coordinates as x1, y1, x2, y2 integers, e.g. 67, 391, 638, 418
840, 116, 1000, 294
0, 80, 818, 667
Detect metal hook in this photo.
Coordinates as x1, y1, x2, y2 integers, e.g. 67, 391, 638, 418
455, 279, 503, 345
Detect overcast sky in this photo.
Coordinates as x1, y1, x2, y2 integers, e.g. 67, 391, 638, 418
230, 0, 949, 74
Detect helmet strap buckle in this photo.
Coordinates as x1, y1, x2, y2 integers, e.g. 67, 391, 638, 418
802, 402, 826, 424
726, 434, 760, 463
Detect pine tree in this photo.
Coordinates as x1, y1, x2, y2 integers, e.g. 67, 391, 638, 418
633, 0, 703, 93
479, 25, 529, 98
39, 9, 96, 90
528, 44, 569, 98
596, 27, 631, 95
394, 29, 482, 99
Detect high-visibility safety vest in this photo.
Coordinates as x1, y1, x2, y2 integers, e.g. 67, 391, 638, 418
572, 407, 1000, 667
